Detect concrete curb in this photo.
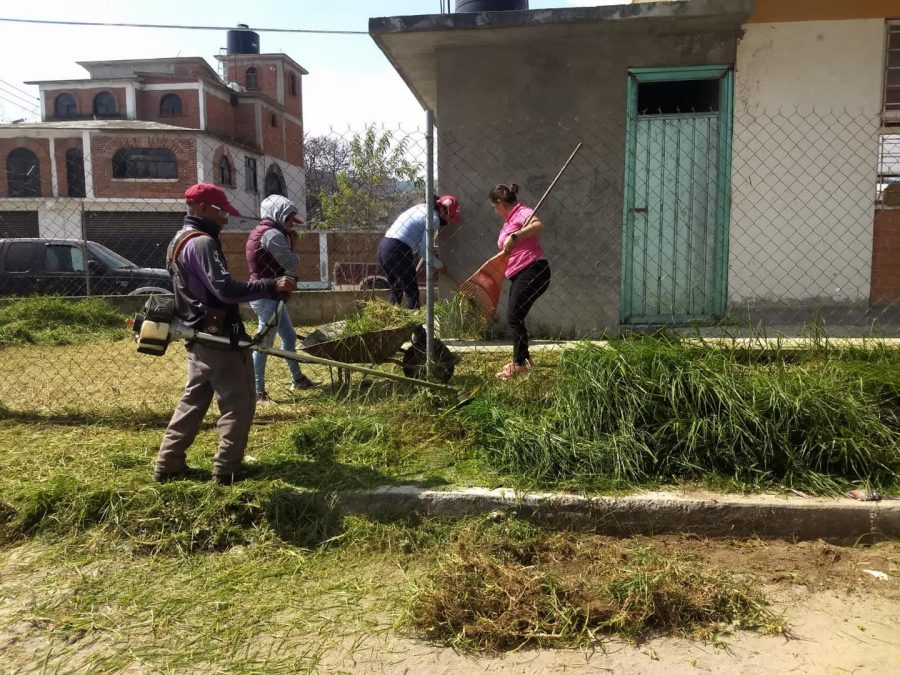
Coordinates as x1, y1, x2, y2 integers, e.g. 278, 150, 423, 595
331, 487, 900, 543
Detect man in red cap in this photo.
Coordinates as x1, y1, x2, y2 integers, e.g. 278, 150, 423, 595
154, 183, 296, 485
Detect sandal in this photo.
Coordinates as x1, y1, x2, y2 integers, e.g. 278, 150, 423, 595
495, 360, 532, 380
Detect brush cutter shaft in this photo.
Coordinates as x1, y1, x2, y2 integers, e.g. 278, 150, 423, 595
168, 323, 460, 395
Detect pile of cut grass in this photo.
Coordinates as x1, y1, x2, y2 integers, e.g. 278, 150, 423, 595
0, 477, 335, 554
342, 300, 423, 336
0, 296, 128, 346
404, 519, 785, 651
436, 294, 490, 340
462, 338, 900, 493
340, 297, 489, 341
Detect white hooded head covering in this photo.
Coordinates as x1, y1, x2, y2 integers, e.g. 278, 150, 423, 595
259, 194, 299, 228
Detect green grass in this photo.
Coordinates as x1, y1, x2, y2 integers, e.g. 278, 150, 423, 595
0, 296, 128, 346
0, 516, 802, 671
0, 522, 405, 673
461, 338, 900, 494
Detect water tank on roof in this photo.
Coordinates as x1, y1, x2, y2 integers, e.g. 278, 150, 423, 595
227, 24, 260, 55
455, 0, 528, 12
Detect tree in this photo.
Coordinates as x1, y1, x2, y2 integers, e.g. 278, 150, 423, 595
317, 126, 424, 230
303, 133, 351, 227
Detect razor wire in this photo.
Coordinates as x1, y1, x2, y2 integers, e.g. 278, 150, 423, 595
0, 110, 898, 413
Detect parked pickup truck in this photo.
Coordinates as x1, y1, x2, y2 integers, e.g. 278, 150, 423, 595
0, 238, 172, 297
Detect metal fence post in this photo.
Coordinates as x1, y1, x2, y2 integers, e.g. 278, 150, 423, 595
424, 109, 435, 378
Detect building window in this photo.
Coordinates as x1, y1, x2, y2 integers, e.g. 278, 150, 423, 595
880, 22, 900, 203
264, 163, 286, 198
159, 94, 183, 118
218, 155, 233, 186
885, 22, 900, 115
6, 148, 41, 198
112, 148, 177, 179
93, 92, 117, 117
246, 67, 259, 90
245, 156, 258, 192
65, 148, 86, 198
270, 113, 278, 128
44, 244, 85, 273
54, 93, 77, 118
289, 73, 297, 97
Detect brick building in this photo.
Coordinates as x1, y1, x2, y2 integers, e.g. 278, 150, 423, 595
0, 33, 309, 276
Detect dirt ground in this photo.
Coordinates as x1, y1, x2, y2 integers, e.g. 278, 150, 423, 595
318, 588, 899, 674
317, 538, 900, 674
1, 537, 897, 674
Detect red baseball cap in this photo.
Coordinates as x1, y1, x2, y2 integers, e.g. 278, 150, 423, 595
185, 183, 240, 216
438, 194, 460, 222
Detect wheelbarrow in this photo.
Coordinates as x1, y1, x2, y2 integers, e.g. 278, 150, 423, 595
132, 298, 472, 405
301, 320, 460, 390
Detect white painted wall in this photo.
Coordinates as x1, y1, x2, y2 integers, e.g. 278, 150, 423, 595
196, 135, 306, 229
729, 19, 885, 310
38, 200, 84, 239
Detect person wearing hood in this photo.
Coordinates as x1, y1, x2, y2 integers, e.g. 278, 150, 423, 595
154, 183, 296, 485
246, 194, 319, 402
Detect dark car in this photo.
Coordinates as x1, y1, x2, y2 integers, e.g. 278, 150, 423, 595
0, 238, 172, 297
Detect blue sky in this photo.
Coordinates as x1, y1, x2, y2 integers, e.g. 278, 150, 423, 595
0, 1, 618, 131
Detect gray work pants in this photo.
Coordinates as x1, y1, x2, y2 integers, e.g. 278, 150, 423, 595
155, 342, 255, 476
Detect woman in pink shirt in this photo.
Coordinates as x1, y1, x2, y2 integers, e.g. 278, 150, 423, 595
491, 183, 551, 380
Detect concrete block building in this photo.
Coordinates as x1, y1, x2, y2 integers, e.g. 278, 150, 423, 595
371, 0, 899, 335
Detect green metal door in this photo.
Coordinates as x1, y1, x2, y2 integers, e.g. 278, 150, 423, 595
621, 66, 733, 324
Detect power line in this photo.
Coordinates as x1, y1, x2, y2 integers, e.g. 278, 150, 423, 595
0, 17, 367, 35
0, 92, 39, 117
0, 89, 40, 112
0, 78, 38, 102
0, 83, 40, 111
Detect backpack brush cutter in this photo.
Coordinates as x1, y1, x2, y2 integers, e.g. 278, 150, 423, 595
129, 296, 477, 409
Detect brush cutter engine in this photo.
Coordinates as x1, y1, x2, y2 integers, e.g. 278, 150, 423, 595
131, 295, 177, 355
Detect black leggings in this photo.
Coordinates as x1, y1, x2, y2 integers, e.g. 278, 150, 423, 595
377, 237, 419, 309
507, 259, 551, 366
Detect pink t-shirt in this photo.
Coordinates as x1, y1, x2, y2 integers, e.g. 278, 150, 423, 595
497, 203, 545, 279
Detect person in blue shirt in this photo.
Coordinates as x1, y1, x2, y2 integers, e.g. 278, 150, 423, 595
377, 195, 460, 309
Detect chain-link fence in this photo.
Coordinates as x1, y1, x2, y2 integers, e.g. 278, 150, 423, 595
0, 108, 898, 412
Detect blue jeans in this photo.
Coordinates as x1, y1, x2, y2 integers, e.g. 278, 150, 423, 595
249, 298, 303, 394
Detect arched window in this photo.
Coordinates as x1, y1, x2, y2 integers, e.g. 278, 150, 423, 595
246, 67, 259, 90
264, 163, 286, 198
159, 94, 183, 117
54, 93, 77, 119
6, 148, 41, 198
112, 148, 177, 179
65, 148, 86, 198
93, 92, 117, 117
218, 155, 233, 186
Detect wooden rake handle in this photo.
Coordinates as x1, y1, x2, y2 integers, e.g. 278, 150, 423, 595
522, 142, 584, 228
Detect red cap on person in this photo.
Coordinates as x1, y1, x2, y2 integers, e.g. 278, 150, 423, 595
438, 195, 460, 222
184, 183, 240, 216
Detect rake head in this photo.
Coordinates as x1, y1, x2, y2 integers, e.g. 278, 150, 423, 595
457, 252, 509, 321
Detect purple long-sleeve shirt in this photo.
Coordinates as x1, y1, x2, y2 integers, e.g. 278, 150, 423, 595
170, 216, 276, 330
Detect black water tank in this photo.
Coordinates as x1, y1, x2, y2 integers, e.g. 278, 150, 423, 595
455, 0, 528, 12
227, 24, 260, 55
